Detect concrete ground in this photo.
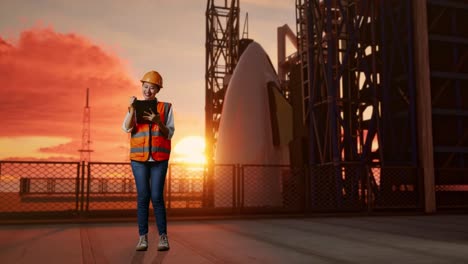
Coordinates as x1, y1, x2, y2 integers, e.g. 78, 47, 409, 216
0, 214, 467, 264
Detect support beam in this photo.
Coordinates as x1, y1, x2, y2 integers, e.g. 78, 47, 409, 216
413, 0, 436, 213
277, 24, 298, 84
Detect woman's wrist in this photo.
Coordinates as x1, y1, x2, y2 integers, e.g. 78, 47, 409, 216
154, 119, 163, 126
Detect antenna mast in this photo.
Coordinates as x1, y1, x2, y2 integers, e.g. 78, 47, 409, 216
78, 88, 93, 162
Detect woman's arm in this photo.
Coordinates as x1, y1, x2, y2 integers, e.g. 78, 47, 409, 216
165, 106, 175, 139
122, 97, 137, 132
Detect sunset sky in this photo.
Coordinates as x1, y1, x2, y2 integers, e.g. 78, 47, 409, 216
0, 0, 296, 162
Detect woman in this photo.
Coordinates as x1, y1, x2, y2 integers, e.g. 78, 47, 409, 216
122, 70, 175, 251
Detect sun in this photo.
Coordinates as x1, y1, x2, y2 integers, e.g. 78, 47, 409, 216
173, 136, 206, 164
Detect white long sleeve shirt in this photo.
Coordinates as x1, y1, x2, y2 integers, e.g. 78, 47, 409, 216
122, 104, 175, 161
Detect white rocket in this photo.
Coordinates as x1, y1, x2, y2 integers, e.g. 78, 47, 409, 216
214, 41, 292, 208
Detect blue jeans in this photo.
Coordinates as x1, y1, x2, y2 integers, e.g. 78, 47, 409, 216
131, 160, 168, 236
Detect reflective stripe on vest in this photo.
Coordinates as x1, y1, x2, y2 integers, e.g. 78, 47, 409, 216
131, 130, 165, 138
130, 147, 170, 154
129, 101, 171, 161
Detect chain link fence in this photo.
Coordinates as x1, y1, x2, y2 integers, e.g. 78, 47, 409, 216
1, 160, 466, 221
308, 163, 366, 212
167, 164, 205, 210
372, 167, 421, 209
85, 162, 135, 217
0, 161, 80, 219
241, 165, 305, 214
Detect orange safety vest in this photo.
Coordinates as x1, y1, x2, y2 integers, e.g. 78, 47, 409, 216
129, 101, 172, 161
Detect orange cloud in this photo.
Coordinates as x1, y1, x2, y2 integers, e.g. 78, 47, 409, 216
2, 156, 79, 162
0, 26, 137, 161
38, 140, 81, 154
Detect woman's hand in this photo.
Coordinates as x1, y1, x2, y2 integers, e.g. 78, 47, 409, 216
143, 108, 162, 124
129, 96, 137, 108
124, 96, 137, 131
143, 108, 169, 137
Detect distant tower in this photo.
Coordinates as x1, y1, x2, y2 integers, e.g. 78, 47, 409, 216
78, 88, 93, 162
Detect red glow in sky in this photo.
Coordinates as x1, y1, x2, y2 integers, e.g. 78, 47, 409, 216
0, 27, 136, 161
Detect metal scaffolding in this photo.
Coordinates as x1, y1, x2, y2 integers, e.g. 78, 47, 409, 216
296, 0, 418, 165
205, 0, 240, 164
205, 0, 240, 206
296, 0, 418, 208
426, 0, 468, 207
428, 0, 468, 168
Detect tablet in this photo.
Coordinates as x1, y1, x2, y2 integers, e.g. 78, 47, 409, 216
134, 99, 157, 124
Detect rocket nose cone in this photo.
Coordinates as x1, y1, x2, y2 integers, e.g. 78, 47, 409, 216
215, 41, 282, 165
223, 41, 279, 107
236, 42, 278, 84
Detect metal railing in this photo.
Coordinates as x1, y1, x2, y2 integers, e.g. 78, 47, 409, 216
0, 161, 80, 219
435, 168, 468, 209
1, 160, 466, 221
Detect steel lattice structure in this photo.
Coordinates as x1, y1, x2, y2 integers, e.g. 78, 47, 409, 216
205, 0, 240, 206
78, 88, 93, 163
427, 0, 468, 168
296, 0, 417, 207
296, 0, 417, 166
426, 0, 468, 207
205, 0, 240, 164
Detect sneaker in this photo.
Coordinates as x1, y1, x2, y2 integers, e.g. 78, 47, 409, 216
158, 234, 170, 251
136, 234, 148, 251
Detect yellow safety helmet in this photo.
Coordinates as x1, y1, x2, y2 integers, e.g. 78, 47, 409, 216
140, 70, 163, 88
